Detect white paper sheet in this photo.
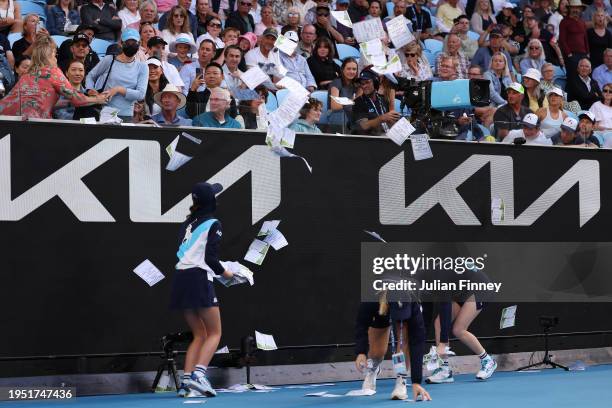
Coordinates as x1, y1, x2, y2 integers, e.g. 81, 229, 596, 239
80, 117, 97, 124
263, 229, 288, 250
386, 15, 415, 49
330, 96, 355, 105
183, 401, 206, 404
252, 384, 280, 390
371, 54, 402, 75
363, 230, 387, 242
270, 146, 313, 173
266, 126, 296, 149
258, 220, 281, 236
500, 305, 517, 329
267, 92, 309, 128
217, 261, 255, 286
305, 392, 343, 397
241, 66, 271, 90
331, 10, 352, 28
133, 259, 165, 287
255, 330, 278, 350
274, 34, 298, 55
244, 239, 270, 265
491, 197, 504, 222
360, 38, 384, 57
276, 76, 309, 98
346, 389, 376, 396
386, 117, 416, 146
353, 18, 386, 43
215, 346, 230, 354
410, 134, 433, 160
99, 106, 122, 124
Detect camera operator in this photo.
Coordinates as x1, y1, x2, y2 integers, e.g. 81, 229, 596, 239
351, 69, 400, 136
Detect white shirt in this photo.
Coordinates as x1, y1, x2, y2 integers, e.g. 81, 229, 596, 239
162, 30, 195, 57
162, 61, 185, 90
245, 47, 287, 76
196, 33, 225, 50
502, 129, 553, 145
590, 101, 612, 130
118, 9, 140, 29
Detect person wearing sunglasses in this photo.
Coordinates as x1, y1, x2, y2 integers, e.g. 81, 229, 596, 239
398, 41, 433, 82
590, 82, 612, 132
281, 7, 302, 36
161, 6, 195, 58
196, 17, 225, 49
313, 5, 344, 50
225, 0, 256, 34
159, 0, 198, 39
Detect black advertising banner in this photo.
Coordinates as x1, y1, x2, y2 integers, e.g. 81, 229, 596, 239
1, 120, 611, 361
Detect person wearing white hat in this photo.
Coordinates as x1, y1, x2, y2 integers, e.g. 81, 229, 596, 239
554, 116, 599, 146
536, 87, 568, 139
522, 67, 548, 112
501, 112, 553, 145
151, 83, 192, 126
146, 36, 186, 91
576, 110, 601, 147
169, 33, 198, 71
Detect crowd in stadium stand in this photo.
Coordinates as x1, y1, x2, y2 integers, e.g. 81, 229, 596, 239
0, 0, 609, 145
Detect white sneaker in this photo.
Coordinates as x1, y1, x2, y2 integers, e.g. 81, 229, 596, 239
362, 363, 381, 392
390, 376, 408, 400
426, 366, 454, 383
186, 389, 204, 398
476, 356, 497, 380
445, 346, 456, 356
186, 373, 217, 397
177, 384, 189, 397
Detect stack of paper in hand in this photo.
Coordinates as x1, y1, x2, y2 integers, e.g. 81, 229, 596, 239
217, 261, 255, 287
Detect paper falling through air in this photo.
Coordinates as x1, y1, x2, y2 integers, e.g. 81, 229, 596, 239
258, 220, 281, 236
263, 229, 288, 250
364, 230, 387, 243
386, 117, 416, 146
215, 346, 230, 354
240, 66, 271, 90
274, 34, 298, 56
271, 146, 313, 173
255, 330, 278, 351
266, 126, 296, 149
500, 305, 517, 329
166, 132, 202, 171
244, 239, 270, 265
410, 134, 433, 161
133, 259, 165, 287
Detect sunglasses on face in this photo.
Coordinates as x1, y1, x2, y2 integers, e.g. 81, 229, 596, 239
529, 46, 541, 50
209, 22, 222, 28
603, 89, 612, 93
288, 12, 299, 17
317, 12, 329, 16
173, 14, 185, 18
405, 53, 417, 57
240, 1, 251, 5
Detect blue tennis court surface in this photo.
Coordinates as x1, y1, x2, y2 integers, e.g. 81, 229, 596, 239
3, 365, 612, 408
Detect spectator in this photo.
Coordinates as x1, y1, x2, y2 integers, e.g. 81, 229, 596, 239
290, 97, 323, 133
348, 0, 369, 23
493, 82, 532, 139
46, 0, 81, 36
162, 6, 195, 56
0, 31, 15, 89
383, 0, 406, 24
192, 87, 242, 128
220, 26, 240, 48
313, 5, 344, 48
245, 28, 285, 81
559, 0, 589, 80
581, 0, 612, 25
333, 0, 355, 45
548, 0, 568, 40
472, 27, 512, 72
593, 48, 612, 90
207, 0, 231, 22
80, 0, 122, 41
159, 0, 198, 39
536, 87, 568, 138
437, 0, 464, 33
0, 0, 21, 36
328, 57, 357, 128
135, 22, 157, 61
522, 15, 563, 65
271, 0, 296, 26
53, 59, 87, 119
436, 32, 470, 79
484, 51, 514, 106
501, 113, 552, 145
452, 14, 479, 59
589, 82, 612, 131
535, 0, 554, 25
587, 10, 612, 69
520, 39, 547, 74
405, 0, 433, 40
85, 28, 148, 122
180, 39, 216, 96
567, 58, 603, 109
255, 5, 281, 36
238, 84, 268, 129
57, 24, 99, 75
146, 36, 185, 90
365, 0, 382, 21
0, 34, 107, 118
576, 110, 601, 146
132, 0, 160, 31
12, 14, 48, 62
281, 7, 302, 35
226, 0, 256, 34
196, 17, 224, 49
152, 83, 192, 126
118, 0, 140, 30
222, 45, 243, 92
58, 33, 97, 76
553, 116, 580, 145
168, 34, 198, 71
538, 62, 557, 93
298, 24, 316, 58
185, 62, 238, 118
195, 0, 213, 38
496, 2, 515, 27
522, 68, 548, 112
351, 69, 400, 136
398, 41, 432, 81
250, 0, 263, 25
238, 32, 257, 54
12, 55, 29, 83
307, 36, 340, 89
279, 30, 316, 91
471, 0, 496, 34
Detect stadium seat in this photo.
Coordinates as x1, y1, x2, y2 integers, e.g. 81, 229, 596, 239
552, 65, 566, 89
51, 35, 69, 47
310, 90, 329, 125
334, 58, 342, 67
8, 32, 22, 47
265, 92, 278, 112
90, 38, 113, 59
386, 1, 394, 16
422, 49, 435, 68
17, 1, 46, 22
336, 44, 360, 61
276, 88, 290, 106
467, 31, 479, 41
424, 39, 443, 53
566, 110, 578, 121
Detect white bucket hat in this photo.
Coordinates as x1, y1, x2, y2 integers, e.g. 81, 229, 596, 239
154, 83, 187, 110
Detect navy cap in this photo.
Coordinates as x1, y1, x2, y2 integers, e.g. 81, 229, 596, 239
192, 182, 223, 213
358, 69, 379, 82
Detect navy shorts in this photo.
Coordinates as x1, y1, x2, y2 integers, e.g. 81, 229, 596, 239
170, 268, 219, 310
369, 312, 391, 329
457, 299, 486, 310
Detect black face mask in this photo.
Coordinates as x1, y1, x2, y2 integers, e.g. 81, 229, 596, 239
122, 43, 139, 57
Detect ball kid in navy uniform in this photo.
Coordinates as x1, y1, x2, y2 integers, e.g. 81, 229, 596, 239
170, 182, 234, 398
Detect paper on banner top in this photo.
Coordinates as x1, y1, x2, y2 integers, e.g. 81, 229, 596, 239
372, 54, 402, 75
240, 66, 271, 90
275, 34, 298, 56
252, 384, 279, 390
276, 76, 309, 98
263, 229, 288, 250
410, 133, 434, 161
331, 10, 352, 27
99, 106, 122, 123
255, 330, 278, 350
353, 17, 386, 43
386, 15, 415, 49
183, 401, 206, 404
330, 96, 355, 105
133, 259, 165, 287
80, 117, 97, 124
259, 220, 281, 236
386, 117, 416, 146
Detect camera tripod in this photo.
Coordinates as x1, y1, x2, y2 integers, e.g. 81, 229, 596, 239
516, 325, 568, 371
151, 332, 193, 392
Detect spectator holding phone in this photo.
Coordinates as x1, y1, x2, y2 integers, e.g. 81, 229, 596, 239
12, 14, 47, 62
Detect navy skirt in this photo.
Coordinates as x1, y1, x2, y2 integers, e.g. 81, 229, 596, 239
170, 267, 219, 310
